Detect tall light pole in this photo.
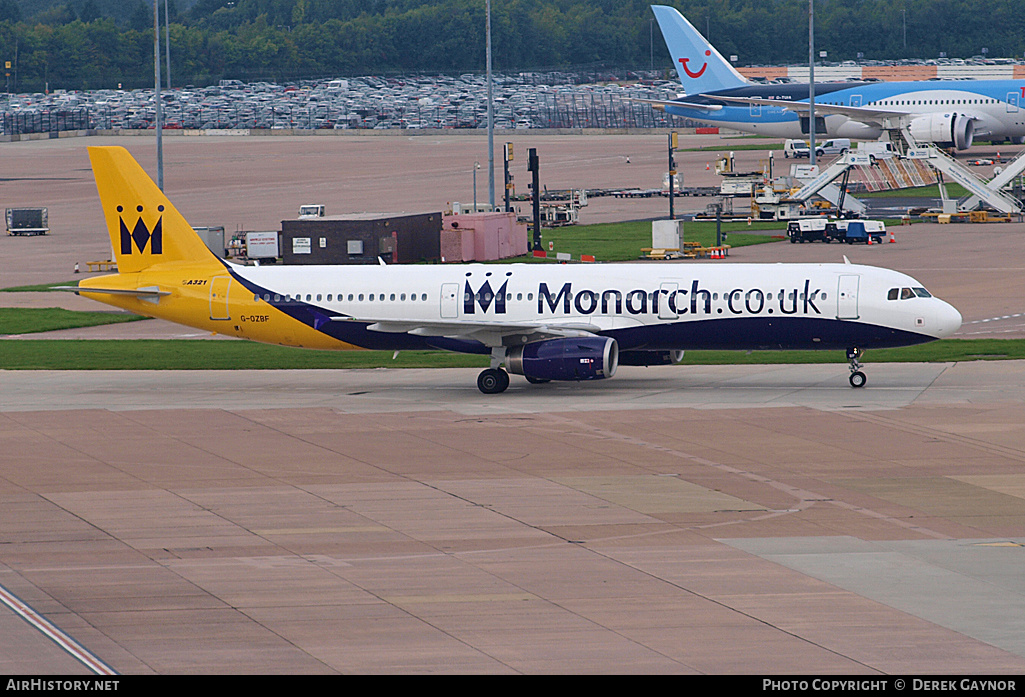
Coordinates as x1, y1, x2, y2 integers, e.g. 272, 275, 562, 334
486, 0, 495, 208
808, 0, 816, 167
164, 0, 171, 90
473, 161, 480, 212
902, 9, 907, 53
154, 0, 163, 190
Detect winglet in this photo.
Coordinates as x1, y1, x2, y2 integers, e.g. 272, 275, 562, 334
651, 5, 749, 95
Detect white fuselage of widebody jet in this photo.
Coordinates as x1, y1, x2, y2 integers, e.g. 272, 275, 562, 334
224, 260, 961, 354
666, 80, 1025, 146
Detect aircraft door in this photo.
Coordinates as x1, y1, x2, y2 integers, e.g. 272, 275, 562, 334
749, 103, 762, 118
1007, 92, 1019, 113
440, 283, 459, 319
659, 282, 679, 320
836, 275, 860, 319
209, 276, 232, 320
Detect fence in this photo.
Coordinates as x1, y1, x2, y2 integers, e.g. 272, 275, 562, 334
1, 93, 697, 135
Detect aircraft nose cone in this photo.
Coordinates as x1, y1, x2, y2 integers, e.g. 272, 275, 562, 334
935, 301, 962, 338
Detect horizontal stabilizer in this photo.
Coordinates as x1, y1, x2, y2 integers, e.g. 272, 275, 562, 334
54, 285, 170, 298
627, 97, 723, 112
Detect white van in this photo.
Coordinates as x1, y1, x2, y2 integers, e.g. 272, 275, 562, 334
814, 138, 851, 157
856, 141, 895, 160
783, 139, 810, 158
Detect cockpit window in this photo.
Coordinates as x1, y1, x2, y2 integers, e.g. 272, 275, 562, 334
891, 287, 932, 300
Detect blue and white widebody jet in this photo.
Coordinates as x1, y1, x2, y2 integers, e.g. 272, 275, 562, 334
75, 147, 962, 394
649, 5, 1025, 149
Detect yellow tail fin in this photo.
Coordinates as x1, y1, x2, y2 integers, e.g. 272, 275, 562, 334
88, 146, 216, 274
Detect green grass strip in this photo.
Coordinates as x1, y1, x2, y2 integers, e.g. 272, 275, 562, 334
681, 143, 783, 152
858, 183, 969, 199
0, 339, 1020, 371
680, 339, 1024, 364
0, 281, 81, 293
0, 308, 146, 335
516, 219, 784, 263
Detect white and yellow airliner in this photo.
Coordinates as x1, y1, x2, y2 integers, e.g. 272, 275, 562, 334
75, 146, 962, 393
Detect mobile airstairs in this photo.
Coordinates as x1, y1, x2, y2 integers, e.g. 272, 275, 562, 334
783, 129, 1025, 216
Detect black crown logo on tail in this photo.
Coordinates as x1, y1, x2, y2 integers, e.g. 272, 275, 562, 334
118, 204, 164, 255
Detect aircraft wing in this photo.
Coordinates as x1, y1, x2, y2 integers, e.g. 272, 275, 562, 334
333, 315, 606, 346
711, 95, 910, 127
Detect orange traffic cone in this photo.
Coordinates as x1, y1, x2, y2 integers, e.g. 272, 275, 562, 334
867, 236, 874, 245
889, 230, 896, 243
706, 162, 710, 170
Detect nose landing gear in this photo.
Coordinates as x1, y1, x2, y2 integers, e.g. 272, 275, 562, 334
847, 346, 866, 388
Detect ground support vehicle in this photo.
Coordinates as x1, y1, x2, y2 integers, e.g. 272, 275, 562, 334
787, 218, 836, 243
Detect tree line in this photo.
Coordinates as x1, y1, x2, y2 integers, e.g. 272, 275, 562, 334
2, 0, 1025, 93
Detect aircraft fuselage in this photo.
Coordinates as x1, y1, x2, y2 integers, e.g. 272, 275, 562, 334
667, 80, 1025, 143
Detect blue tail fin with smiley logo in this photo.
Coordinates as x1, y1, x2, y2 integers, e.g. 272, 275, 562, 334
652, 5, 749, 96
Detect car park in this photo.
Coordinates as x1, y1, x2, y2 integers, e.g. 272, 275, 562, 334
0, 72, 692, 135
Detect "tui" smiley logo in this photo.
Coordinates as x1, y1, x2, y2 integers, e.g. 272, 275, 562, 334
680, 50, 712, 79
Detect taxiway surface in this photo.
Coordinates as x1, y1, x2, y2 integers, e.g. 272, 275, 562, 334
3, 365, 1025, 673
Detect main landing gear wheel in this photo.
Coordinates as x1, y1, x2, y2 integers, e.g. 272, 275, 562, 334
846, 346, 867, 388
477, 368, 510, 394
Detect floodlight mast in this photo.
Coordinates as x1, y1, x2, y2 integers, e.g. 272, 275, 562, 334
486, 0, 495, 208
809, 0, 816, 167
154, 0, 163, 190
